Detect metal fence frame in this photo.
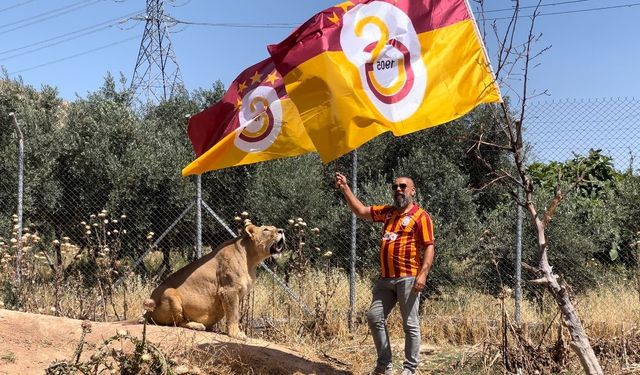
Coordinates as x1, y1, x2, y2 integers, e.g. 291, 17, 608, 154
2, 97, 639, 332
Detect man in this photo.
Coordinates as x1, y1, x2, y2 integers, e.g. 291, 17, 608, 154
335, 172, 435, 375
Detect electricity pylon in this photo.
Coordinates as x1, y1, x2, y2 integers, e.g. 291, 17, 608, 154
130, 0, 184, 107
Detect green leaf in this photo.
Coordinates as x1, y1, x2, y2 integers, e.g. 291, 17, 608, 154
609, 247, 619, 262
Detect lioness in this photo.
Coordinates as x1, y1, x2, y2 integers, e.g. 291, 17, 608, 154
144, 224, 285, 339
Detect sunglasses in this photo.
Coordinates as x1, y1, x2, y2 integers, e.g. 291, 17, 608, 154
391, 183, 408, 191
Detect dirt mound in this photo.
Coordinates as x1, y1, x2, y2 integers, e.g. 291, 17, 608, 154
0, 309, 352, 374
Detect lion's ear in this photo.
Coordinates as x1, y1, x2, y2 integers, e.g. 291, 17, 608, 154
244, 224, 257, 238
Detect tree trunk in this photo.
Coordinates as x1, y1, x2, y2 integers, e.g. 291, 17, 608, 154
541, 259, 602, 374
532, 214, 603, 374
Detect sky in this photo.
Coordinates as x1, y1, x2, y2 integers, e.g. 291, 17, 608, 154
1, 0, 639, 168
1, 0, 638, 102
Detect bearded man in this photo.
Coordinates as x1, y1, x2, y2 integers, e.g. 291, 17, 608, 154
335, 172, 435, 375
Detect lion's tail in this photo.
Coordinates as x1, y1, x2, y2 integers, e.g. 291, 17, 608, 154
144, 298, 156, 311
112, 298, 156, 325
142, 298, 158, 320
116, 318, 144, 325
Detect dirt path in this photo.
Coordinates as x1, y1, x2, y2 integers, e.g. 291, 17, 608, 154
0, 309, 352, 375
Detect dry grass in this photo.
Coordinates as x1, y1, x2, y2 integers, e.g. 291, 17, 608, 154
4, 262, 640, 373
247, 272, 640, 374
250, 271, 640, 343
13, 274, 153, 321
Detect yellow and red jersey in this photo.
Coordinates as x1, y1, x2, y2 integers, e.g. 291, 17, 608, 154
370, 204, 434, 278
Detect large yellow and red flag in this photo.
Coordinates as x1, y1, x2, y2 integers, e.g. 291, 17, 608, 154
268, 0, 502, 163
182, 58, 315, 176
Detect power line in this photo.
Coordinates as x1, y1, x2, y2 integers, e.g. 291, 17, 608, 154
171, 1, 639, 30
0, 0, 36, 14
0, 10, 144, 59
167, 0, 191, 7
4, 0, 639, 76
0, 0, 97, 29
0, 0, 104, 34
485, 2, 640, 21
169, 17, 296, 29
8, 34, 141, 76
483, 0, 594, 13
0, 23, 126, 63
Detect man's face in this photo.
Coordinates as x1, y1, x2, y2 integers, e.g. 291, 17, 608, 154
392, 177, 415, 209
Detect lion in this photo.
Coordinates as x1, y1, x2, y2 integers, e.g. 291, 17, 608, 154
144, 224, 285, 340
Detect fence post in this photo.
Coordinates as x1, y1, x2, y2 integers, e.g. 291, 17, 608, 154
9, 112, 24, 288
514, 181, 523, 327
348, 150, 358, 332
195, 175, 202, 259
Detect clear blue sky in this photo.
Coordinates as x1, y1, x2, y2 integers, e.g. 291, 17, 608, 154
2, 0, 639, 170
1, 0, 639, 102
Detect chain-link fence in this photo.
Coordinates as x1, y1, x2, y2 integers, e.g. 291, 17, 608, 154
524, 98, 640, 296
1, 95, 639, 344
526, 98, 640, 170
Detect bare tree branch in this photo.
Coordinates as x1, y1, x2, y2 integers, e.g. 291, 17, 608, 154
494, 2, 520, 79
521, 262, 540, 275
470, 175, 511, 192
542, 163, 591, 226
476, 2, 604, 370
529, 277, 550, 286
472, 139, 513, 151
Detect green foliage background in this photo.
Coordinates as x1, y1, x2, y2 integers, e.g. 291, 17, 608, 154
1, 74, 639, 298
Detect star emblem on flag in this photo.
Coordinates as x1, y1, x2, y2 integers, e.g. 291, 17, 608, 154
327, 1, 353, 24
250, 71, 263, 84
238, 81, 248, 93
182, 57, 315, 175
266, 71, 279, 85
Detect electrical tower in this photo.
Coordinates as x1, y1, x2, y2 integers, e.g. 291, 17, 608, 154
130, 0, 184, 106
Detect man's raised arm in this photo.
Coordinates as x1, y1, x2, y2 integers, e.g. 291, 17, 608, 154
335, 172, 372, 221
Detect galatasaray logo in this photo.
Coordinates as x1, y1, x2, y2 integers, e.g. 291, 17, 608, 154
340, 2, 427, 122
235, 85, 283, 153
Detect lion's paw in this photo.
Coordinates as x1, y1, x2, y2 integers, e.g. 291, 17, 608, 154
183, 322, 206, 331
228, 330, 247, 341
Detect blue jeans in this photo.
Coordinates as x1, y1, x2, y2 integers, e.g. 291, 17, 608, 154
367, 277, 421, 373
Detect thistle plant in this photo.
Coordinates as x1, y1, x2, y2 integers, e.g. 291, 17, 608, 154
0, 215, 42, 309
26, 209, 133, 320
45, 301, 177, 375
287, 217, 310, 282
80, 209, 130, 319
311, 239, 341, 339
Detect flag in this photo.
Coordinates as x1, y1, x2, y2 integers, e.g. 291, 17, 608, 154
268, 0, 502, 163
182, 58, 315, 176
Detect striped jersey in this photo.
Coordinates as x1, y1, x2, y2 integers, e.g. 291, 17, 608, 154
370, 204, 434, 278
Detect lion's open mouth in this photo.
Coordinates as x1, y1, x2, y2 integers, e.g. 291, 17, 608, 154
270, 233, 285, 256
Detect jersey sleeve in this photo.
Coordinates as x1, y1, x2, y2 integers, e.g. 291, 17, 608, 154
370, 205, 392, 223
415, 211, 435, 247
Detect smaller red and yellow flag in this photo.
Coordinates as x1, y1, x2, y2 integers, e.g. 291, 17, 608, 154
182, 58, 315, 176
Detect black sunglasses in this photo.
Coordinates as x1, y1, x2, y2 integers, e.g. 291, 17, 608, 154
391, 183, 408, 191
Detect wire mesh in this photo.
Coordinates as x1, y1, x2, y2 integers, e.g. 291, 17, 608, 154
0, 97, 639, 344
522, 97, 640, 299
525, 98, 640, 170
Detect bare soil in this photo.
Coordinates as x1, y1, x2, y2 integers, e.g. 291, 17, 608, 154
0, 309, 352, 375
